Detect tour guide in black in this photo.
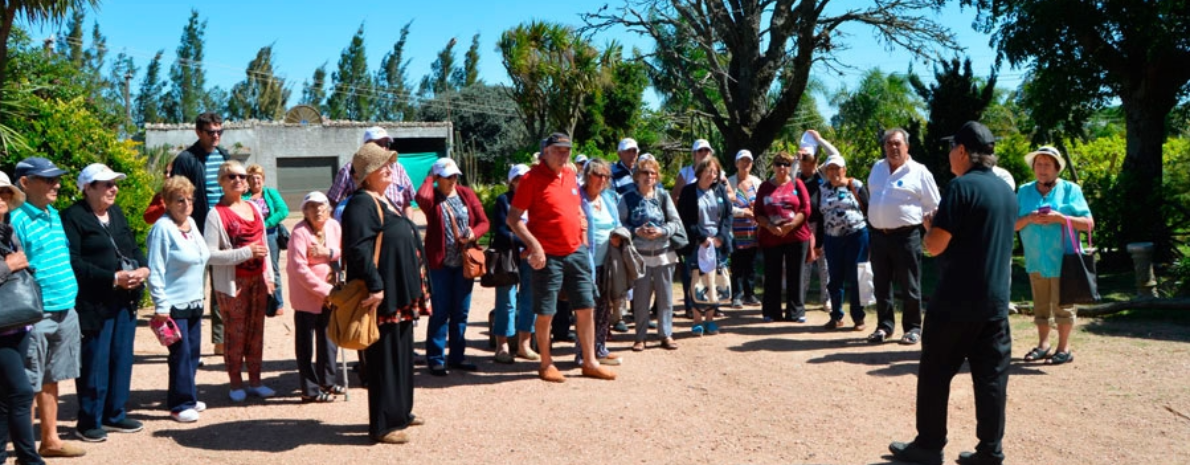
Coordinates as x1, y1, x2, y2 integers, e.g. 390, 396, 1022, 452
889, 121, 1017, 465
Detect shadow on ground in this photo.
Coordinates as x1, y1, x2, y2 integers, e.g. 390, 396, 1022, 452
153, 419, 368, 450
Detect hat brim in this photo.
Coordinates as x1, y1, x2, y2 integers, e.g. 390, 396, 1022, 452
1025, 150, 1065, 173
27, 168, 67, 178
0, 185, 24, 210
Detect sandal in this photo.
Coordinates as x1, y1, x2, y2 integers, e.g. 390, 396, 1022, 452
661, 338, 679, 350
301, 392, 335, 403
631, 341, 645, 352
1023, 346, 1051, 362
323, 384, 347, 395
1047, 351, 1074, 365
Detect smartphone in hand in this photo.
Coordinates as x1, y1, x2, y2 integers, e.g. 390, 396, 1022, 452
1037, 205, 1052, 215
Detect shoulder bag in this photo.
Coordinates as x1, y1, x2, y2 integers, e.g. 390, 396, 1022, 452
1059, 217, 1099, 305
444, 201, 486, 280
659, 190, 689, 252
327, 195, 383, 351
0, 245, 44, 331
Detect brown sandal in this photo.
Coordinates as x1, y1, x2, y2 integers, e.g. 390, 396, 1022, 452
661, 338, 679, 350
631, 341, 645, 352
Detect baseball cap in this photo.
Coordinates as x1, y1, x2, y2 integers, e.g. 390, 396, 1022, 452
14, 157, 67, 180
735, 150, 753, 162
575, 154, 589, 165
692, 139, 713, 153
362, 126, 390, 145
638, 153, 656, 162
540, 132, 572, 151
301, 191, 330, 210
432, 158, 463, 178
507, 164, 530, 182
943, 121, 995, 150
77, 163, 127, 192
617, 138, 639, 152
822, 155, 846, 169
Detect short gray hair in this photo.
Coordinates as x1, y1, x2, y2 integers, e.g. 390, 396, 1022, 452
967, 143, 998, 169
583, 158, 611, 187
881, 127, 911, 145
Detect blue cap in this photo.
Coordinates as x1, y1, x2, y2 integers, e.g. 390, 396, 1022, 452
540, 132, 572, 151
14, 157, 67, 180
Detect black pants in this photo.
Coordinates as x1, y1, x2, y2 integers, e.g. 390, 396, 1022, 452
762, 241, 809, 321
552, 300, 572, 342
0, 331, 41, 465
731, 247, 759, 300
871, 227, 923, 334
294, 311, 341, 397
366, 321, 415, 439
915, 316, 1011, 461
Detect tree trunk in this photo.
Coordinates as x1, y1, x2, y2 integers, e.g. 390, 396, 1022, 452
1118, 90, 1175, 258
0, 13, 15, 105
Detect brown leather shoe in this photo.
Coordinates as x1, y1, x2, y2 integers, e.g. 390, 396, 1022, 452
538, 365, 565, 383
581, 365, 616, 381
39, 442, 86, 458
408, 416, 425, 426
376, 430, 409, 444
213, 343, 225, 356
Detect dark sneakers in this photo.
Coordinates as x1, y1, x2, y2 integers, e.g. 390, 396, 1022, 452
888, 441, 943, 465
103, 418, 144, 433
957, 451, 1004, 465
75, 428, 107, 443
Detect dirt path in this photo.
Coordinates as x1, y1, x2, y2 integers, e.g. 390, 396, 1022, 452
50, 215, 1190, 464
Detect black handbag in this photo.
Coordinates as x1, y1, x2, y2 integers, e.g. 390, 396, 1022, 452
0, 245, 45, 331
276, 224, 290, 250
661, 190, 689, 252
1059, 218, 1099, 305
480, 246, 520, 288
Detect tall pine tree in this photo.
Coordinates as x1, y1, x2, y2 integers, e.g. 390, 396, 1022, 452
135, 50, 167, 126
227, 45, 291, 121
419, 37, 457, 96
450, 33, 480, 89
375, 21, 415, 121
166, 10, 209, 123
300, 63, 328, 110
326, 24, 373, 121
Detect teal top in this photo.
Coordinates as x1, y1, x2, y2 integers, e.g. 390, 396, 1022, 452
204, 150, 225, 210
242, 186, 289, 229
1016, 179, 1091, 278
10, 202, 78, 311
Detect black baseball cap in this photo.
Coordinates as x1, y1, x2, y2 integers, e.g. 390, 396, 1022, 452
942, 121, 996, 150
540, 132, 573, 151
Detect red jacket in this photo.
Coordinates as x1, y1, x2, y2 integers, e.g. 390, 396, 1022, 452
415, 178, 490, 270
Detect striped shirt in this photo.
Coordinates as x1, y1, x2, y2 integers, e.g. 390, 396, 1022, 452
204, 150, 226, 210
10, 203, 78, 311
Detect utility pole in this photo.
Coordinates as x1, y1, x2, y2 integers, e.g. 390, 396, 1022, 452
123, 71, 133, 129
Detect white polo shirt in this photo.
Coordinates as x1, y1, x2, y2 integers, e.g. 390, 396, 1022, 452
866, 157, 941, 230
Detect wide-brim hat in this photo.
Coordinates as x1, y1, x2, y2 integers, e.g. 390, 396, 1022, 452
352, 143, 398, 185
0, 171, 25, 210
1025, 146, 1066, 174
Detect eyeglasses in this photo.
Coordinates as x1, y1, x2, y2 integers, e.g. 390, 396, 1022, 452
33, 176, 62, 184
203, 129, 224, 137
590, 172, 610, 179
172, 197, 194, 204
225, 173, 247, 181
92, 181, 117, 190
772, 162, 792, 168
948, 139, 959, 149
637, 170, 657, 177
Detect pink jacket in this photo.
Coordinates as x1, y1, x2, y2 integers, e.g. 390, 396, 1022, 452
286, 219, 343, 313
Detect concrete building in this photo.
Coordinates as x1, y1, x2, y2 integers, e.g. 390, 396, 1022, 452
144, 120, 452, 211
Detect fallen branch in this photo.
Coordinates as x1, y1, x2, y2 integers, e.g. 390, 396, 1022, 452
1077, 298, 1190, 317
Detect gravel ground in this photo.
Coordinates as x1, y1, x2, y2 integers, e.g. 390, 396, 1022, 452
41, 215, 1190, 465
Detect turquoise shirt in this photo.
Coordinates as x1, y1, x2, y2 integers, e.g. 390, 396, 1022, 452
1016, 179, 1091, 278
204, 150, 226, 210
10, 202, 79, 311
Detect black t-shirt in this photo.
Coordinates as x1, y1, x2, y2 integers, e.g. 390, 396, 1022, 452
928, 166, 1018, 321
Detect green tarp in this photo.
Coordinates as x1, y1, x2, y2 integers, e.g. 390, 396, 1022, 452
400, 152, 441, 201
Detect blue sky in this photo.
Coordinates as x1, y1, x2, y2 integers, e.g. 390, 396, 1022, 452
27, 0, 1026, 120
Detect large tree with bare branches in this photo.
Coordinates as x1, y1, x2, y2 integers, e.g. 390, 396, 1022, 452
584, 0, 956, 157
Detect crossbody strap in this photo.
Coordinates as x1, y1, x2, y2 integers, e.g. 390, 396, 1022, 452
365, 192, 385, 267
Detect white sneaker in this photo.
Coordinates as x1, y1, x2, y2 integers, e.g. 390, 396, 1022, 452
248, 385, 275, 398
195, 401, 207, 412
228, 389, 247, 402
171, 409, 200, 423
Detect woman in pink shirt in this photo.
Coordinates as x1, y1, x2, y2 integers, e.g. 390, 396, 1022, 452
286, 191, 343, 402
754, 151, 813, 323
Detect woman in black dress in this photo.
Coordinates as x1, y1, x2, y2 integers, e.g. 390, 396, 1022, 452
340, 143, 429, 444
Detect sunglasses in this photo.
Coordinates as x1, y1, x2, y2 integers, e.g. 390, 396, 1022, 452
225, 173, 247, 181
637, 170, 658, 177
92, 181, 118, 189
773, 162, 792, 168
34, 175, 62, 184
203, 129, 225, 137
590, 172, 610, 179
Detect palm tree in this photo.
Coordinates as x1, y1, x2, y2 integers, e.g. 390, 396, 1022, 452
0, 1, 100, 99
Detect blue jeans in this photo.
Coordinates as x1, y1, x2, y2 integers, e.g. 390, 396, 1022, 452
493, 284, 517, 339
514, 259, 536, 333
426, 266, 474, 366
825, 228, 870, 324
167, 316, 202, 413
76, 305, 136, 431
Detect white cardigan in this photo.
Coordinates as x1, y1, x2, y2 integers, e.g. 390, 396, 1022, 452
204, 202, 274, 297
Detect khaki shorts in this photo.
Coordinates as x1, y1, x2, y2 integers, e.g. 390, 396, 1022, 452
25, 308, 82, 392
1029, 273, 1077, 325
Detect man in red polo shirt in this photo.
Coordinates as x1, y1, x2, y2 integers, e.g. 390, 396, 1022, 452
508, 133, 616, 383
